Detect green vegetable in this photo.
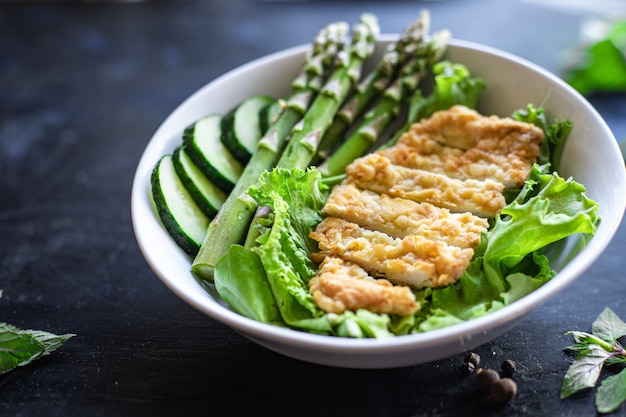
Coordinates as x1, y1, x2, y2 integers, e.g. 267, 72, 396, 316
383, 60, 486, 149
562, 20, 626, 95
220, 94, 276, 164
151, 154, 210, 256
275, 13, 380, 170
172, 146, 227, 219
561, 308, 626, 414
243, 168, 327, 324
214, 244, 283, 325
513, 104, 572, 171
183, 114, 243, 193
313, 10, 431, 164
0, 292, 75, 375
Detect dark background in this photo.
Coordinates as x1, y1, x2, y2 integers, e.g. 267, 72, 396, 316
1, 0, 625, 416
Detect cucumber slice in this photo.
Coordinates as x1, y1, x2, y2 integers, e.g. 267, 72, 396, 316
184, 114, 243, 193
172, 146, 227, 218
151, 154, 209, 256
221, 95, 275, 163
260, 99, 283, 134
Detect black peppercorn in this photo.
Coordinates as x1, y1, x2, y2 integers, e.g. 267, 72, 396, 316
464, 351, 481, 367
489, 377, 518, 404
501, 359, 516, 377
460, 351, 481, 374
475, 368, 500, 392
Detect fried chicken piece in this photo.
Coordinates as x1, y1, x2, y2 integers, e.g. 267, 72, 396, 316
323, 182, 488, 248
310, 217, 475, 289
345, 153, 506, 217
380, 134, 535, 188
309, 256, 420, 315
410, 104, 544, 154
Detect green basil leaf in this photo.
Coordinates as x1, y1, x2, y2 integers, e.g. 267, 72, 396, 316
595, 367, 626, 414
592, 307, 626, 344
561, 344, 611, 399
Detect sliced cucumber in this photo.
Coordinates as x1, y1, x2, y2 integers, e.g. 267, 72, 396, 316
172, 146, 227, 218
221, 95, 275, 163
183, 114, 243, 193
260, 99, 283, 134
151, 154, 209, 256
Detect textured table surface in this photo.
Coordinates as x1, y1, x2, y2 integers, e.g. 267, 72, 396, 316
1, 1, 625, 416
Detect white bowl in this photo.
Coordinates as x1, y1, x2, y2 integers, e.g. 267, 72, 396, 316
131, 36, 626, 369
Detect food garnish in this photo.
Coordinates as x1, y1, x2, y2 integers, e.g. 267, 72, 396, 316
0, 291, 75, 375
561, 308, 626, 414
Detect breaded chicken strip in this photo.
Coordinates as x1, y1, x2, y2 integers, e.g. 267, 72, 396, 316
411, 104, 544, 153
309, 256, 420, 315
345, 153, 506, 217
380, 134, 534, 188
310, 217, 474, 289
323, 182, 488, 248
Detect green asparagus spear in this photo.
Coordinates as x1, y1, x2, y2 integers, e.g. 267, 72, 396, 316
275, 13, 380, 171
313, 10, 431, 164
191, 21, 349, 282
383, 60, 486, 149
319, 29, 451, 177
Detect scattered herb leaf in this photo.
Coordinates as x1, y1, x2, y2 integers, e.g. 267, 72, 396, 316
0, 323, 75, 375
562, 308, 626, 414
596, 368, 626, 414
561, 343, 610, 398
592, 308, 626, 343
0, 291, 75, 375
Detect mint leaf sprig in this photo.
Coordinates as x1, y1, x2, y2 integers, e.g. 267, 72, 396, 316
561, 308, 626, 414
0, 290, 75, 375
0, 323, 75, 375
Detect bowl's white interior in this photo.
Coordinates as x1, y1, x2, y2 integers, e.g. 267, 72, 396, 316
131, 36, 626, 368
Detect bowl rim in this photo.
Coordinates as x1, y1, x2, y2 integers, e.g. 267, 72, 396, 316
131, 35, 626, 359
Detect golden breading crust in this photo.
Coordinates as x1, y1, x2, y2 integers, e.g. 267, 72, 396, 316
380, 135, 534, 188
323, 182, 489, 248
410, 104, 544, 153
345, 153, 506, 217
309, 256, 420, 315
310, 217, 474, 289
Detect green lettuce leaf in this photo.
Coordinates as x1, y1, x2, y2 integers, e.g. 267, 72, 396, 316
246, 168, 327, 324
385, 61, 486, 148
214, 244, 283, 325
423, 60, 486, 113
512, 104, 572, 171
479, 164, 599, 280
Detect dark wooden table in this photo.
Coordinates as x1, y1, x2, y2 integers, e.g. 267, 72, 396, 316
1, 1, 625, 416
